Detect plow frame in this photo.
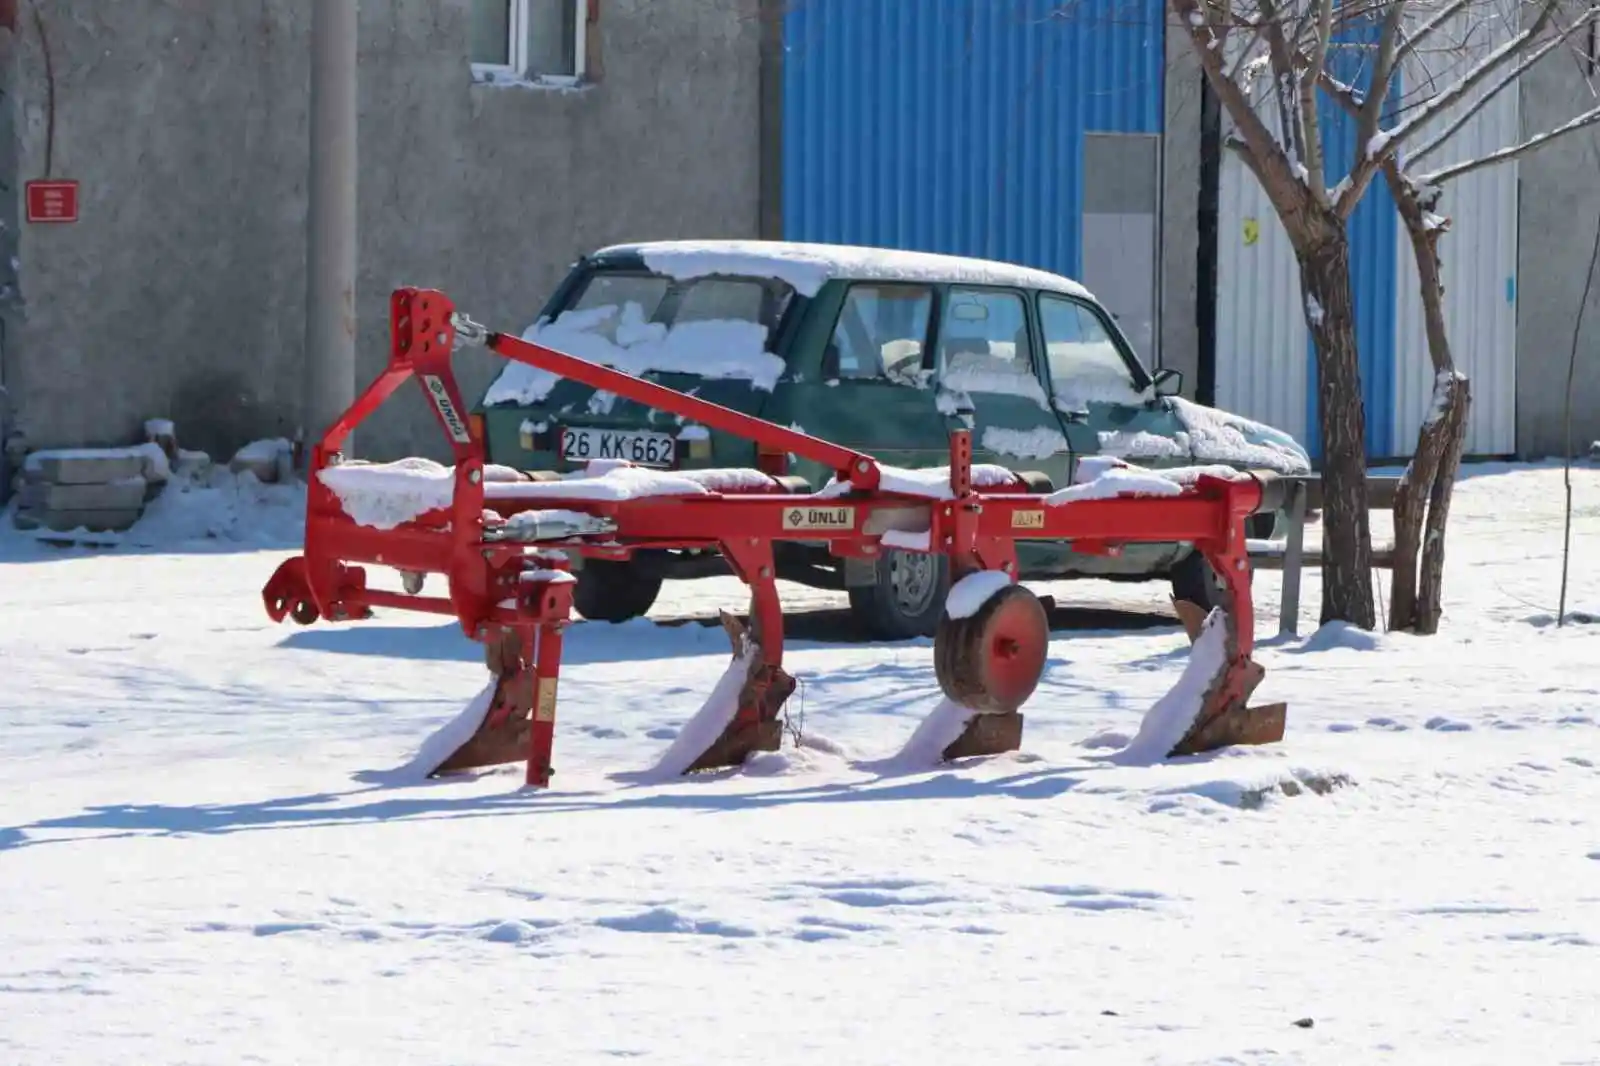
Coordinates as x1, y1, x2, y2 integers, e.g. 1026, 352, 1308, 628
264, 287, 1284, 786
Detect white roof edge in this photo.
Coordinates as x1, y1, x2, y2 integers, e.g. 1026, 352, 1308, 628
591, 239, 1097, 302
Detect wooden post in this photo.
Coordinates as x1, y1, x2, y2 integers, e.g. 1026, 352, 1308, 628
1279, 479, 1308, 637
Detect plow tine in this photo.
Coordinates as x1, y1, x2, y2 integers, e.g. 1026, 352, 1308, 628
1167, 608, 1286, 758
425, 628, 538, 779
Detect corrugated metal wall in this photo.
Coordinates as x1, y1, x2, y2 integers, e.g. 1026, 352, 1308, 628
780, 0, 1165, 280
1216, 21, 1520, 462
1215, 30, 1401, 461
1391, 20, 1519, 457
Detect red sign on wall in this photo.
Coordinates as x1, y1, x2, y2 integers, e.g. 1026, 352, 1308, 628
26, 180, 79, 223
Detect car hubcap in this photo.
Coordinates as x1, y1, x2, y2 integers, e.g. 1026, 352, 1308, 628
889, 550, 939, 616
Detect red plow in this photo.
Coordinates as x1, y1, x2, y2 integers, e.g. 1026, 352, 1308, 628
263, 287, 1289, 786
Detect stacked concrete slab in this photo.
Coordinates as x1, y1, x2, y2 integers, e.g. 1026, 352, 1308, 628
12, 443, 171, 533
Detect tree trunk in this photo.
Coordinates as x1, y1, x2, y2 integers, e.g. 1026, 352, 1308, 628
1384, 163, 1471, 634
1416, 374, 1469, 633
1298, 235, 1376, 629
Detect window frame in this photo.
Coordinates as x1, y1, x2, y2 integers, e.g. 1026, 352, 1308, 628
470, 0, 588, 87
824, 280, 939, 385
931, 283, 1044, 386
1034, 290, 1154, 398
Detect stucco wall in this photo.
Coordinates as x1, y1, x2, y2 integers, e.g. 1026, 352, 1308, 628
3, 0, 761, 464
1516, 41, 1600, 459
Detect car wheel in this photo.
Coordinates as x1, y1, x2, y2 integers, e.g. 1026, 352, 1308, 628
1168, 547, 1246, 614
848, 549, 950, 640
572, 560, 664, 623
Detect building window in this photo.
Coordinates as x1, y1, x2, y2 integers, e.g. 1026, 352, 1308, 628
470, 0, 586, 85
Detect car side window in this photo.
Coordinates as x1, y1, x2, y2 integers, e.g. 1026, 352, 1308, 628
1038, 294, 1145, 407
936, 287, 1036, 395
828, 283, 934, 384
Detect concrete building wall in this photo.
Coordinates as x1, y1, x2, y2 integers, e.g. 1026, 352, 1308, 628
1158, 19, 1201, 397
1516, 43, 1600, 459
2, 0, 761, 465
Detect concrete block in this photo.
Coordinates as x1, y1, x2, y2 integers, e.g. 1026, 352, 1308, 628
18, 477, 147, 512
13, 505, 144, 533
25, 454, 146, 485
230, 438, 292, 484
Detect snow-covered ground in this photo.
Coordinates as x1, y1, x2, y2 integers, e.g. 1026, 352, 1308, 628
2, 462, 1598, 1065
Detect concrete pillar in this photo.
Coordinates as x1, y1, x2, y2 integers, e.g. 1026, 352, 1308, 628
303, 0, 358, 454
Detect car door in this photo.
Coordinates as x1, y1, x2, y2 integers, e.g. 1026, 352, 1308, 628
767, 280, 947, 489
1036, 292, 1192, 475
932, 286, 1076, 491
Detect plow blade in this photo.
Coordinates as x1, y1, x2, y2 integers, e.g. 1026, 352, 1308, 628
423, 628, 553, 783
1167, 608, 1286, 758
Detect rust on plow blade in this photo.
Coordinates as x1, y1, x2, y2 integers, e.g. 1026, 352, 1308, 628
1168, 608, 1287, 758
428, 629, 540, 778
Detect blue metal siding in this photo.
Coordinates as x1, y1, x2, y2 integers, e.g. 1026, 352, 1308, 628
781, 0, 1166, 280
1303, 36, 1400, 460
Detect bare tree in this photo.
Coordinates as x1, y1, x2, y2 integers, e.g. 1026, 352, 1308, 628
1369, 6, 1600, 632
1170, 0, 1600, 629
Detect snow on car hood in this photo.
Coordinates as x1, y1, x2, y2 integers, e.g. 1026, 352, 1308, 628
1168, 397, 1311, 475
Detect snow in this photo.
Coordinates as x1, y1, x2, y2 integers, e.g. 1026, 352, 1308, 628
603, 239, 1095, 301
24, 441, 172, 481
233, 437, 292, 465
940, 354, 1050, 409
1048, 465, 1186, 505
816, 462, 1018, 500
6, 461, 1600, 1063
945, 569, 1014, 620
482, 302, 785, 408
980, 424, 1068, 461
886, 698, 978, 769
1097, 429, 1189, 461
1109, 607, 1231, 765
1366, 129, 1394, 159
1304, 293, 1325, 327
1048, 458, 1251, 506
1423, 368, 1469, 427
1170, 397, 1312, 474
383, 678, 499, 785
637, 638, 759, 781
880, 528, 931, 552
318, 460, 783, 530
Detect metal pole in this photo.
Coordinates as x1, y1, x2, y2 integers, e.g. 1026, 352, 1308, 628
303, 0, 358, 458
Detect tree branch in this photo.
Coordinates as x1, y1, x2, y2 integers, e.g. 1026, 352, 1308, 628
1381, 0, 1564, 154
1168, 0, 1310, 215
1407, 11, 1599, 169
1297, 0, 1335, 203
1336, 0, 1568, 215
1417, 103, 1600, 185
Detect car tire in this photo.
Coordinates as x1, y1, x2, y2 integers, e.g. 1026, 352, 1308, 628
572, 560, 663, 623
848, 549, 950, 640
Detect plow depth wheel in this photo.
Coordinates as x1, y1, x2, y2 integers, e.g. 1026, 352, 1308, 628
934, 583, 1049, 714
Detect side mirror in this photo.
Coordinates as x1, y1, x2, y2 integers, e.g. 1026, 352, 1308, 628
1152, 366, 1184, 397
821, 342, 841, 382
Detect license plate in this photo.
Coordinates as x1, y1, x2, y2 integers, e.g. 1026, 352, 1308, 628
559, 426, 677, 467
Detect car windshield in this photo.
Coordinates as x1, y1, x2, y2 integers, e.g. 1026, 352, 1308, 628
482, 268, 797, 406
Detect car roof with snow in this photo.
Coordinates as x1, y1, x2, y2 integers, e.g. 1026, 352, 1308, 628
589, 239, 1098, 303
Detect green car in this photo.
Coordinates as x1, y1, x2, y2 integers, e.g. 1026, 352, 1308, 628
475, 240, 1311, 639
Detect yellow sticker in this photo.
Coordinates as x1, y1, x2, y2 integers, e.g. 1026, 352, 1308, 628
535, 677, 558, 723
1243, 218, 1260, 246
781, 505, 856, 532
1012, 510, 1046, 530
